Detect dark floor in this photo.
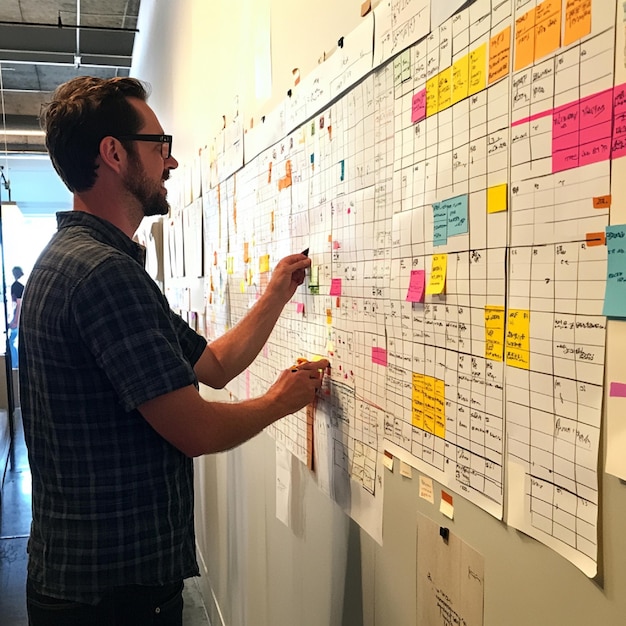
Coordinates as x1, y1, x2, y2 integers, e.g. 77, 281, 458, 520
0, 408, 210, 625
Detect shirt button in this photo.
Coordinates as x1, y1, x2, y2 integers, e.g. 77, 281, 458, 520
155, 607, 161, 614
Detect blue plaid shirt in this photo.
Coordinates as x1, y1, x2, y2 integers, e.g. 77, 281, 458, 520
19, 211, 207, 604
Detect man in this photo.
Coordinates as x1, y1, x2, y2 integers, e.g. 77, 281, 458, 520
8, 265, 24, 367
20, 76, 328, 625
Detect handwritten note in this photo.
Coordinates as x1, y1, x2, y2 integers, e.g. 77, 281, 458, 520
489, 26, 511, 84
468, 43, 487, 96
330, 277, 342, 296
485, 305, 505, 361
452, 54, 469, 104
534, 0, 561, 61
433, 202, 448, 246
412, 89, 427, 123
446, 194, 469, 236
603, 225, 626, 318
506, 309, 530, 369
426, 254, 447, 295
406, 269, 426, 302
515, 8, 535, 71
564, 0, 591, 46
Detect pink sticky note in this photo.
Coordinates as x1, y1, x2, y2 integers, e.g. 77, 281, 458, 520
406, 269, 425, 302
610, 382, 626, 398
330, 278, 342, 296
372, 347, 388, 366
613, 83, 626, 159
295, 302, 305, 313
411, 89, 426, 123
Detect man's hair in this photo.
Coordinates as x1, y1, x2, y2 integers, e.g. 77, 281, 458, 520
40, 76, 150, 192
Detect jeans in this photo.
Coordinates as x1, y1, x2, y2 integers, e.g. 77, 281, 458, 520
27, 578, 184, 626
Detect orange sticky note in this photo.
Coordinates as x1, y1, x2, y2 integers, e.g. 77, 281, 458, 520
515, 8, 535, 71
489, 26, 511, 84
534, 0, 561, 61
243, 242, 250, 263
586, 232, 606, 247
564, 0, 591, 46
593, 195, 611, 209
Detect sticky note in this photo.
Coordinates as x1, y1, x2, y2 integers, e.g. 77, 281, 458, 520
426, 254, 447, 295
610, 382, 626, 398
487, 184, 508, 213
406, 269, 425, 302
243, 242, 250, 263
603, 224, 626, 317
593, 195, 611, 209
383, 450, 394, 471
226, 255, 234, 274
586, 232, 606, 247
330, 278, 342, 296
564, 0, 591, 46
400, 462, 413, 478
372, 347, 388, 366
489, 25, 511, 84
438, 67, 452, 111
446, 194, 469, 236
419, 475, 434, 503
426, 76, 439, 117
534, 0, 561, 61
295, 302, 305, 314
440, 490, 454, 519
412, 89, 427, 123
259, 254, 270, 273
468, 43, 487, 96
451, 54, 469, 104
514, 8, 535, 71
506, 309, 530, 369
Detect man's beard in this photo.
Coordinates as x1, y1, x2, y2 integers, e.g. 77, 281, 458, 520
123, 154, 170, 217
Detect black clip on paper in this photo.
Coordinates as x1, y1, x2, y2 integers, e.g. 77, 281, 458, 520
338, 36, 344, 48
439, 526, 449, 542
287, 89, 292, 98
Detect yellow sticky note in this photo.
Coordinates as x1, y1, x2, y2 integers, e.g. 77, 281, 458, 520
506, 309, 530, 369
534, 0, 561, 61
487, 184, 508, 213
468, 43, 487, 96
564, 0, 591, 46
434, 378, 446, 438
426, 254, 447, 295
259, 254, 270, 273
485, 305, 505, 361
451, 54, 469, 104
422, 376, 436, 434
515, 8, 535, 71
437, 67, 452, 111
426, 75, 439, 117
489, 26, 511, 84
240, 279, 246, 293
226, 255, 234, 275
412, 373, 425, 430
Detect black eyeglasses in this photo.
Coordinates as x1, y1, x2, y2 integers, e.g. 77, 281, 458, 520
117, 134, 173, 159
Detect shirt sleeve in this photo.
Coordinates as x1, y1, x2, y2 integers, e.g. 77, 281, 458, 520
71, 255, 207, 412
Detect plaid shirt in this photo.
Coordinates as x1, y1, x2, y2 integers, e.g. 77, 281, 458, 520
19, 211, 206, 604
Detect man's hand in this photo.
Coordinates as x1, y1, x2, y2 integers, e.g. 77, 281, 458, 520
266, 359, 330, 416
265, 253, 311, 305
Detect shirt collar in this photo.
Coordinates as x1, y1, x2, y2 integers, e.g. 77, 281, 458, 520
56, 211, 146, 265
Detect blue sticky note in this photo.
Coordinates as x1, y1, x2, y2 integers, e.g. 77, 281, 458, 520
447, 194, 469, 237
603, 224, 626, 317
433, 202, 448, 246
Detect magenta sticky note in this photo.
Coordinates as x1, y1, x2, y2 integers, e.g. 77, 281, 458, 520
406, 269, 425, 302
372, 347, 388, 366
330, 278, 342, 296
610, 382, 626, 398
295, 302, 305, 313
412, 89, 426, 124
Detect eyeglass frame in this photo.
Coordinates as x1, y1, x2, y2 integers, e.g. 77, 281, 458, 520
116, 134, 173, 159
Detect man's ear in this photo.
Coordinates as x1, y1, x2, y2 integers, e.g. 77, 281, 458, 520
99, 136, 125, 173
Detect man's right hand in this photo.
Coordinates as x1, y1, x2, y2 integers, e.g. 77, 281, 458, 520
267, 359, 330, 416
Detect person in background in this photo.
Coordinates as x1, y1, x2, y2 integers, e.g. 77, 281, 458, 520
20, 76, 328, 626
8, 265, 24, 368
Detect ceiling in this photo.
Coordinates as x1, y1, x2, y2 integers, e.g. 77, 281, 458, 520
0, 0, 142, 154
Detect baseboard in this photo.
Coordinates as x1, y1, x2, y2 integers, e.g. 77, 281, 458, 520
196, 543, 226, 626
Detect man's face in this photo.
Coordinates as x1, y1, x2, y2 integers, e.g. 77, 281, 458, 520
122, 150, 170, 217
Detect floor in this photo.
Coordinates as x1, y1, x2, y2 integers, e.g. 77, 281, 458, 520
0, 407, 211, 625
